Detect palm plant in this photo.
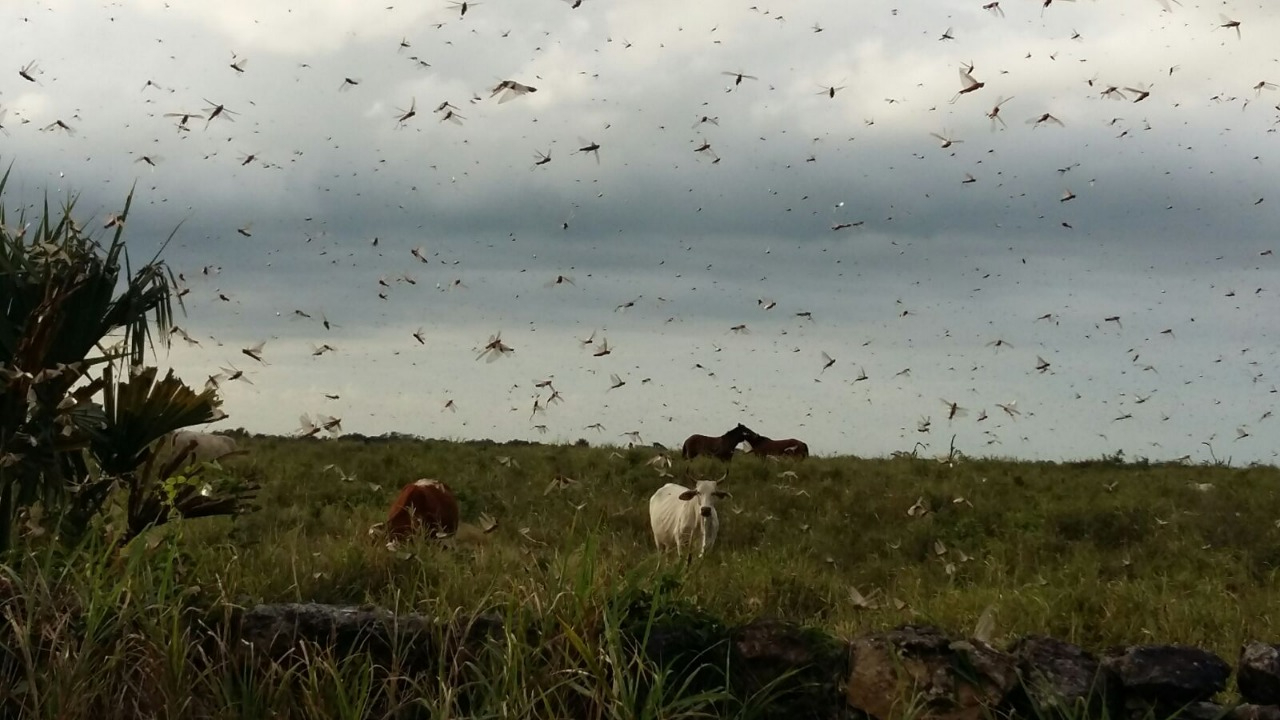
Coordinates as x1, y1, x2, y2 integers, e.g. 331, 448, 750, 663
0, 164, 255, 554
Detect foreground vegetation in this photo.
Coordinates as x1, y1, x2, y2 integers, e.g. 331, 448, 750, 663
4, 433, 1279, 717
0, 167, 253, 558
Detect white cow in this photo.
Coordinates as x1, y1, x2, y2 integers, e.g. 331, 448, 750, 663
154, 431, 240, 471
648, 477, 728, 558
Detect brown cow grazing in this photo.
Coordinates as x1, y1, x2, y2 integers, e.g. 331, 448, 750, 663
386, 479, 460, 540
746, 433, 810, 460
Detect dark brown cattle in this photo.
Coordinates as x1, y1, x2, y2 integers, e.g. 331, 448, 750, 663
682, 423, 755, 461
747, 434, 810, 460
386, 479, 460, 539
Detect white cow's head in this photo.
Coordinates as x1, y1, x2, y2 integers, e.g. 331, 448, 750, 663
678, 474, 729, 518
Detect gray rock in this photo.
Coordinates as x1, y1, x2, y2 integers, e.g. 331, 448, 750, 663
630, 610, 734, 707
1008, 635, 1115, 717
1173, 703, 1280, 720
846, 625, 1017, 720
639, 619, 731, 672
1102, 644, 1231, 708
730, 619, 849, 720
234, 602, 503, 673
1171, 702, 1231, 720
1240, 643, 1280, 705
1231, 704, 1280, 720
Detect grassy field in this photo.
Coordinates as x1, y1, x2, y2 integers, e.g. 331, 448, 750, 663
206, 435, 1280, 650
4, 434, 1280, 718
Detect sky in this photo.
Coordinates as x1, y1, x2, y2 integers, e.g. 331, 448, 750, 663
2, 0, 1278, 464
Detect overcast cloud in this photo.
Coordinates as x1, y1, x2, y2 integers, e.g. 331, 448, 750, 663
2, 0, 1277, 463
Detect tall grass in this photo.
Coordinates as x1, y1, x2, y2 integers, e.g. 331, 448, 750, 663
1, 435, 1278, 717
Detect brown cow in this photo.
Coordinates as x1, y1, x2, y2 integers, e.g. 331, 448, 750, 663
386, 479, 460, 540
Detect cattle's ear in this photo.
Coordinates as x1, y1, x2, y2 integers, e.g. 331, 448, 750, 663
678, 490, 698, 501
713, 491, 731, 500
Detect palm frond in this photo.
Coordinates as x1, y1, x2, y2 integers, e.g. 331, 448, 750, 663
93, 364, 222, 476
0, 167, 224, 553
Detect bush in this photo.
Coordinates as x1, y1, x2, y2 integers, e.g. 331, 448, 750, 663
0, 165, 255, 555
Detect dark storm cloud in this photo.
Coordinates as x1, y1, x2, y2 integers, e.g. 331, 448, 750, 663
4, 0, 1278, 462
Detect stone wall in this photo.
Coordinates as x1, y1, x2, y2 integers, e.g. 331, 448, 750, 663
230, 603, 1280, 719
